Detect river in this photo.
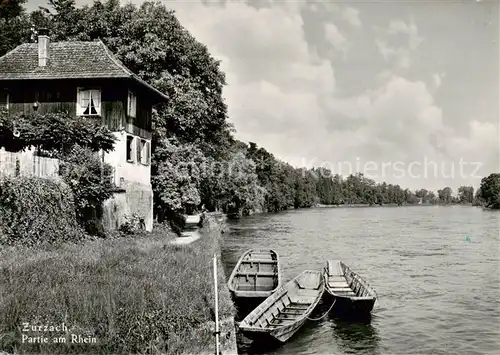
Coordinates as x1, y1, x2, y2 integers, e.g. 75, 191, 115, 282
221, 206, 500, 355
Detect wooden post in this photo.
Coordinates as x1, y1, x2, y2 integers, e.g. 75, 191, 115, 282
213, 254, 220, 355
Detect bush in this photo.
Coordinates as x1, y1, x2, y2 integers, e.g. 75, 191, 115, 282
0, 176, 85, 247
119, 213, 146, 235
59, 146, 114, 236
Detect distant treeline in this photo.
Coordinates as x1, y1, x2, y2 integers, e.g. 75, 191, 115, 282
206, 141, 489, 216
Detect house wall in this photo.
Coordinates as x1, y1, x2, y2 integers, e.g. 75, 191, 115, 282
102, 131, 153, 231
104, 131, 150, 186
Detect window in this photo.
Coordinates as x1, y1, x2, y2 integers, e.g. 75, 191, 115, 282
126, 135, 134, 162
127, 90, 137, 118
0, 91, 9, 110
76, 88, 101, 116
138, 139, 150, 165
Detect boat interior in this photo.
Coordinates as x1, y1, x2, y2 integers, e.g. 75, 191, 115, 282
243, 271, 322, 328
231, 250, 279, 292
326, 260, 374, 298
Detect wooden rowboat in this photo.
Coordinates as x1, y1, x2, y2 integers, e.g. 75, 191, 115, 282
238, 270, 324, 343
323, 260, 377, 315
228, 249, 281, 300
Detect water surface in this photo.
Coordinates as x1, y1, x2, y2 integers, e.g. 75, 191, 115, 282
221, 206, 500, 355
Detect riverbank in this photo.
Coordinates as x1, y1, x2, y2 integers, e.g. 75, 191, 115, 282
314, 203, 480, 208
0, 217, 236, 354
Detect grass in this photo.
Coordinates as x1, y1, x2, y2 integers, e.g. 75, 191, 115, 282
0, 218, 235, 354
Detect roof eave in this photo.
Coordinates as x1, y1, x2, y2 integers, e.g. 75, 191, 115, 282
0, 76, 168, 103
131, 75, 168, 103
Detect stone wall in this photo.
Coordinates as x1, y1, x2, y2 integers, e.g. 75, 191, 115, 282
102, 181, 153, 232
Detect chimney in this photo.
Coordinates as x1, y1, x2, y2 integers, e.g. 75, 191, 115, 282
38, 28, 49, 67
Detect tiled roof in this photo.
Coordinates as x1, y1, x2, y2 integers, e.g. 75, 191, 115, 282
0, 40, 168, 100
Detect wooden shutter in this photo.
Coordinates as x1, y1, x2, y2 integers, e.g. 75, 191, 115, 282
128, 91, 137, 118
136, 137, 141, 163
126, 135, 134, 161
146, 141, 151, 165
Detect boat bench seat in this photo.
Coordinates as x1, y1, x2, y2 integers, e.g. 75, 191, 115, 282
237, 271, 275, 277
330, 287, 353, 292
244, 259, 277, 263
296, 278, 321, 290
328, 281, 349, 288
328, 275, 346, 282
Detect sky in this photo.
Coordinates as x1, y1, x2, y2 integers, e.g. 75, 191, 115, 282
26, 0, 500, 192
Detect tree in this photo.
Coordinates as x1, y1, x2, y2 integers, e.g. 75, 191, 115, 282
427, 191, 438, 204
152, 138, 206, 221
457, 186, 474, 204
415, 189, 428, 199
473, 188, 485, 206
0, 0, 32, 57
405, 189, 420, 204
437, 187, 453, 204
201, 150, 265, 215
0, 0, 26, 19
479, 173, 500, 209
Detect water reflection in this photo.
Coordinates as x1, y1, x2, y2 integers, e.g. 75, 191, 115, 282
327, 314, 381, 355
241, 319, 326, 355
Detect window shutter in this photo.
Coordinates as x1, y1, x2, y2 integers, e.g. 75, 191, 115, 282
132, 93, 137, 117
136, 138, 141, 163
128, 91, 137, 118
127, 91, 131, 116
126, 135, 134, 161
146, 141, 151, 165
76, 89, 84, 115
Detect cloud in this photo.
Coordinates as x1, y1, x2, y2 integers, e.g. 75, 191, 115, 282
317, 74, 497, 189
375, 17, 423, 69
341, 7, 362, 28
309, 3, 361, 28
375, 38, 412, 68
432, 73, 442, 89
387, 18, 422, 49
167, 1, 335, 155
167, 1, 498, 190
324, 22, 350, 56
431, 72, 447, 91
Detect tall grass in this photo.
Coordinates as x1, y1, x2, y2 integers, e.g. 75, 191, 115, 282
0, 220, 235, 354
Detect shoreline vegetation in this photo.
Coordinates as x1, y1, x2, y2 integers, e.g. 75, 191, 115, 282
314, 202, 476, 208
1, 1, 499, 355
0, 217, 236, 355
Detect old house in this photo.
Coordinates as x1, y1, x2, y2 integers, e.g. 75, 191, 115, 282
0, 29, 168, 231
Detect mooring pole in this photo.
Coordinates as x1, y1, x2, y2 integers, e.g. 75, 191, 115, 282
213, 254, 220, 355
